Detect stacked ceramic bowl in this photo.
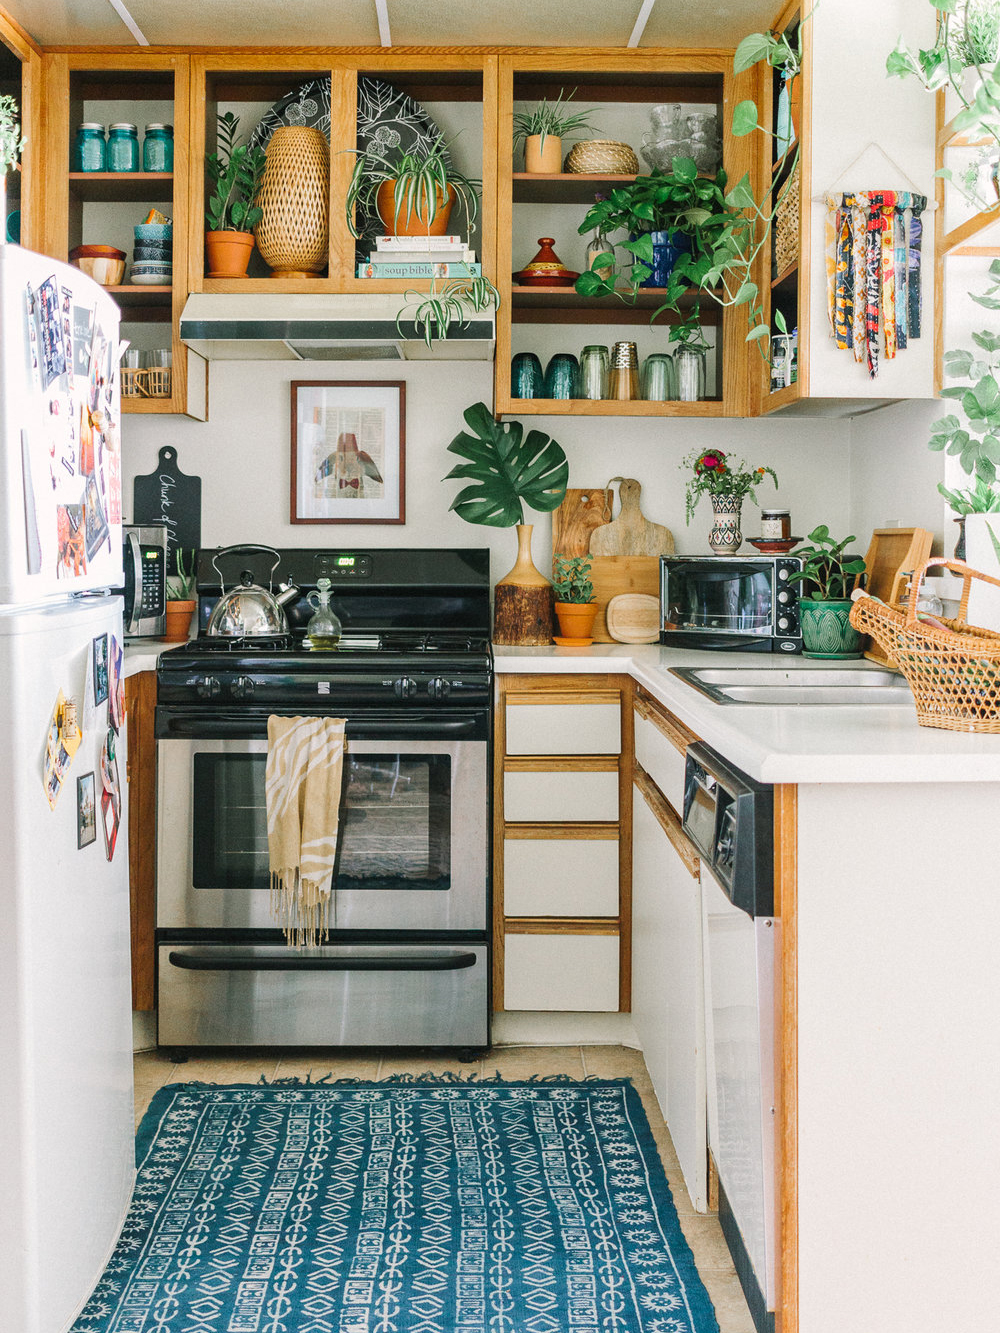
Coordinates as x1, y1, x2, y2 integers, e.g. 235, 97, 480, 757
131, 220, 172, 286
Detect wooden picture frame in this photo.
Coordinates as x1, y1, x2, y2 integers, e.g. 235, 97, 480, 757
290, 380, 405, 525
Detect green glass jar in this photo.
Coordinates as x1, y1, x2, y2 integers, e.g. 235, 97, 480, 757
107, 123, 139, 173
142, 124, 173, 173
73, 123, 106, 172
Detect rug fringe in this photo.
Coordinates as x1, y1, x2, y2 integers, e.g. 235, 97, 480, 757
161, 1072, 632, 1089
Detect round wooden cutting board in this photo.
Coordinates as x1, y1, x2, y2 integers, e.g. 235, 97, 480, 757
605, 593, 661, 643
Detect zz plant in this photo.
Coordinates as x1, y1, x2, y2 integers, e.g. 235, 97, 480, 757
205, 112, 266, 233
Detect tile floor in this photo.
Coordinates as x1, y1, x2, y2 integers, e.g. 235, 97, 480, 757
133, 1043, 755, 1333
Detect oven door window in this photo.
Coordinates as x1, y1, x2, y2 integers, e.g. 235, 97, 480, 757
192, 752, 452, 891
666, 565, 774, 635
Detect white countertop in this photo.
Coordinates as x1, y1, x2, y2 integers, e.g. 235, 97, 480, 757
124, 642, 169, 677
495, 644, 1000, 784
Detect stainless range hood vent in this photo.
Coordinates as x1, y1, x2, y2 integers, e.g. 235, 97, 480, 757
179, 293, 495, 362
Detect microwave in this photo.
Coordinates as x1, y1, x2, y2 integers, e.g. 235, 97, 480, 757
660, 554, 803, 653
120, 524, 168, 638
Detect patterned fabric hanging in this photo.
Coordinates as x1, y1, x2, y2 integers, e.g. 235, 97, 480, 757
823, 190, 925, 378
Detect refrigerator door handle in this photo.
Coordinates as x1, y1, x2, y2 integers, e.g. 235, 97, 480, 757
167, 948, 479, 973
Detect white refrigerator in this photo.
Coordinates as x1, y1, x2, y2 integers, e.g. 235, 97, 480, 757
0, 244, 134, 1333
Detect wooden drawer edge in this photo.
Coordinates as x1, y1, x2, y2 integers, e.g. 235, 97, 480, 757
633, 763, 700, 878
505, 918, 620, 935
504, 755, 620, 773
504, 822, 619, 839
634, 683, 699, 753
506, 690, 621, 708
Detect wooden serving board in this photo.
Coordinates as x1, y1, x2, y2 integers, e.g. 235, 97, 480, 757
552, 488, 613, 557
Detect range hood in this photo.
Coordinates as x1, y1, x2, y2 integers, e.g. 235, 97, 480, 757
179, 293, 495, 361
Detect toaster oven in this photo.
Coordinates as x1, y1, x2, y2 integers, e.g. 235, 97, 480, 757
660, 554, 802, 653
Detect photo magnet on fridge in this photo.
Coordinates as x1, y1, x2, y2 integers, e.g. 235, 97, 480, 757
100, 787, 119, 861
36, 275, 68, 389
92, 633, 109, 705
77, 772, 97, 849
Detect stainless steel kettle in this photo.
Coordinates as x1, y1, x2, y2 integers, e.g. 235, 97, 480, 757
205, 545, 299, 637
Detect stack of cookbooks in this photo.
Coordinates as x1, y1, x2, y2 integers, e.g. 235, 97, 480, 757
356, 235, 481, 279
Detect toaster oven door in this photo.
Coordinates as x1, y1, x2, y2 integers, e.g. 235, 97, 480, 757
663, 560, 777, 638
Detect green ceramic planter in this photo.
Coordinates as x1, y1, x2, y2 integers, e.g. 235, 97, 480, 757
799, 597, 864, 659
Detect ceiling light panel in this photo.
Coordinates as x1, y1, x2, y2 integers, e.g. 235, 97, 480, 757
639, 0, 777, 48
388, 0, 637, 47
126, 0, 379, 46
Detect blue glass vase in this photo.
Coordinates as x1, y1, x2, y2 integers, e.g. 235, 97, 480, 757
637, 231, 691, 288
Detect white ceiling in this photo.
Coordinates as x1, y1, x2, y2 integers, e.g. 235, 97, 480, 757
4, 0, 777, 49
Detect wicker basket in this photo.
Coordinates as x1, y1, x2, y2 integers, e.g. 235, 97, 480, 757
254, 126, 330, 277
564, 139, 639, 175
850, 559, 1000, 732
121, 367, 148, 398
773, 160, 801, 276
146, 367, 171, 397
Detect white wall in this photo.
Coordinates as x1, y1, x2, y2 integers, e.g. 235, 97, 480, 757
847, 399, 946, 556
121, 359, 854, 575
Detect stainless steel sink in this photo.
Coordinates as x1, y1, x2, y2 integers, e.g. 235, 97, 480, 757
670, 666, 914, 706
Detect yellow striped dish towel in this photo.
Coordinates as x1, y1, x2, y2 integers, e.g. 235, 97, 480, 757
266, 715, 346, 946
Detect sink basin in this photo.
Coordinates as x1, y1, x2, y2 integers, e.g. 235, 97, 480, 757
670, 666, 914, 706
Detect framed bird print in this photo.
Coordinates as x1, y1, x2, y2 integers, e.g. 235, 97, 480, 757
290, 381, 405, 524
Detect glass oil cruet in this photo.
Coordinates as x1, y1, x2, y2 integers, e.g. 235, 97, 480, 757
304, 577, 342, 649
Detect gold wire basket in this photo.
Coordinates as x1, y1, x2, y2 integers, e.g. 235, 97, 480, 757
564, 140, 639, 174
849, 559, 1000, 733
773, 160, 801, 275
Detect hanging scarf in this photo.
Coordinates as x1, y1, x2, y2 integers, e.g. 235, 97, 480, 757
849, 194, 869, 363
894, 195, 909, 351
870, 191, 898, 362
908, 195, 926, 340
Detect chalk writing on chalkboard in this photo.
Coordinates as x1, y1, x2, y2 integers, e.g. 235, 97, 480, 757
132, 446, 201, 575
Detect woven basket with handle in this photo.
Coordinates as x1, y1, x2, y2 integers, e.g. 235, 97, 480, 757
849, 558, 1000, 732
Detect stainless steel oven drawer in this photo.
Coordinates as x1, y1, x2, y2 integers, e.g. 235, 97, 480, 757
157, 942, 489, 1048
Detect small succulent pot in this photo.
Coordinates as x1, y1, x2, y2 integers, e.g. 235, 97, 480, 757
524, 134, 562, 174
553, 600, 598, 645
799, 597, 864, 659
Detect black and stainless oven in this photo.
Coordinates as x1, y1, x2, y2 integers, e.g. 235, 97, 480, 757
660, 554, 803, 653
154, 547, 492, 1052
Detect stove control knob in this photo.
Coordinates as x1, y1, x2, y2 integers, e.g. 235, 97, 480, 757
393, 676, 417, 699
232, 675, 255, 700
428, 676, 452, 700
196, 676, 221, 699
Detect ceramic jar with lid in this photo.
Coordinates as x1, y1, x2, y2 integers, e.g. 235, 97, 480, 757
107, 123, 139, 172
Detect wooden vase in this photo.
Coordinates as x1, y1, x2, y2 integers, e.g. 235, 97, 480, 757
524, 134, 562, 173
375, 180, 456, 236
493, 524, 554, 646
255, 126, 330, 278
204, 229, 254, 278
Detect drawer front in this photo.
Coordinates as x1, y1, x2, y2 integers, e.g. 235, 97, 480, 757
504, 769, 619, 823
504, 837, 618, 917
634, 711, 687, 815
503, 933, 620, 1011
506, 702, 621, 756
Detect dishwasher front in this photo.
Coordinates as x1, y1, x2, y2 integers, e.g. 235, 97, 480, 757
683, 742, 778, 1333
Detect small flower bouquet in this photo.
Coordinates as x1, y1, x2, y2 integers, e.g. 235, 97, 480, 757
682, 448, 778, 523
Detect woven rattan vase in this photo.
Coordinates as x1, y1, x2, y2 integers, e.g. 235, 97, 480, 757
254, 127, 330, 278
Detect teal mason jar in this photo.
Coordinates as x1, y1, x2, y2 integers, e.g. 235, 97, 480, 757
73, 123, 106, 172
142, 124, 173, 173
107, 123, 139, 172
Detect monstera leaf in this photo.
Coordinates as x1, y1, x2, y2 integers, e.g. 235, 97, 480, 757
444, 402, 568, 527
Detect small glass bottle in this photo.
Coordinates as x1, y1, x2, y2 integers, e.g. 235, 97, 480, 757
142, 124, 174, 173
584, 194, 615, 282
305, 577, 342, 649
107, 123, 139, 173
73, 123, 106, 172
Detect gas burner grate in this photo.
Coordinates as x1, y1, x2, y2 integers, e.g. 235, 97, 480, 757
188, 634, 295, 653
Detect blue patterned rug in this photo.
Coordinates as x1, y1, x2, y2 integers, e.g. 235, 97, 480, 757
72, 1078, 719, 1333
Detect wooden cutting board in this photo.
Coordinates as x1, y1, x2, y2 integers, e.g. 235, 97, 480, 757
606, 593, 661, 643
552, 489, 661, 644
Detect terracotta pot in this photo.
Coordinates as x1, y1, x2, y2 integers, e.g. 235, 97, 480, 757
163, 599, 196, 643
204, 230, 255, 278
524, 134, 562, 174
492, 524, 554, 646
375, 179, 456, 236
554, 601, 597, 646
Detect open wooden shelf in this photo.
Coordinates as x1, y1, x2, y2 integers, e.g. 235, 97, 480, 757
512, 172, 638, 203
499, 397, 726, 416
68, 171, 173, 202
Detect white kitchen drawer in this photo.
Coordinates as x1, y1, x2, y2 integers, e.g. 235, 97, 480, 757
634, 710, 687, 815
504, 933, 619, 1011
506, 702, 620, 756
504, 837, 618, 917
504, 769, 619, 822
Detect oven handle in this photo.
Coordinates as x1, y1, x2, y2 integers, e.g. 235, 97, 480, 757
167, 948, 479, 973
156, 711, 488, 741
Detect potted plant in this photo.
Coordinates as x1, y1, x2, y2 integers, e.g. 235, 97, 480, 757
789, 526, 867, 658
346, 135, 481, 238
552, 555, 597, 644
682, 448, 778, 553
164, 548, 197, 642
444, 401, 567, 645
512, 87, 597, 173
205, 112, 267, 278
0, 94, 24, 238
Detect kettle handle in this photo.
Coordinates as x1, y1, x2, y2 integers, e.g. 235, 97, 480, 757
211, 544, 281, 594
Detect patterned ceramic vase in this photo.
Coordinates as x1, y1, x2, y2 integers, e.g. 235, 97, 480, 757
799, 598, 864, 659
708, 495, 743, 553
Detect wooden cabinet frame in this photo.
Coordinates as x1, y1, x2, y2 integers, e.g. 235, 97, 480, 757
0, 7, 42, 250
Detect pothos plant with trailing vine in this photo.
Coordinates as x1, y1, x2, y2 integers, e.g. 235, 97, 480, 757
573, 25, 804, 355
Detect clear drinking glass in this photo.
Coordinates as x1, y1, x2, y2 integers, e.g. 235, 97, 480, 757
675, 346, 706, 402
580, 344, 610, 399
640, 352, 676, 401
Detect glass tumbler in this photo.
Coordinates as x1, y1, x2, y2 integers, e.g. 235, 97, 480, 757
511, 351, 544, 398
580, 344, 609, 400
543, 353, 581, 400
608, 341, 639, 400
675, 346, 706, 402
640, 352, 676, 401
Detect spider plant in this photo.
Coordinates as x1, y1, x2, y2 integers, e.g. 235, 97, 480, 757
396, 272, 500, 348
512, 87, 597, 150
346, 135, 481, 238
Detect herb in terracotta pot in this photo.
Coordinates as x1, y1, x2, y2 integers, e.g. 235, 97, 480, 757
164, 548, 197, 643
552, 555, 597, 645
204, 112, 267, 278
